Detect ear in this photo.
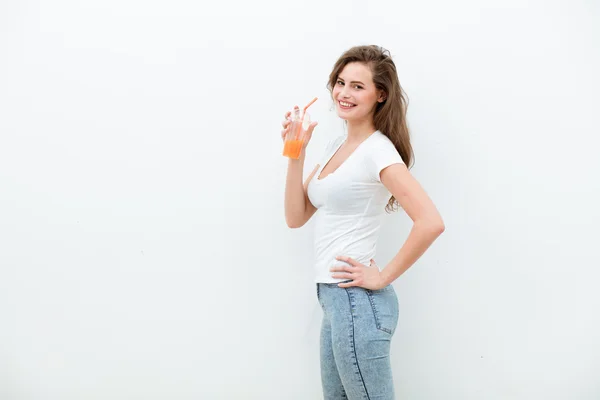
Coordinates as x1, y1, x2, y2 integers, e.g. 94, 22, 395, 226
377, 90, 387, 103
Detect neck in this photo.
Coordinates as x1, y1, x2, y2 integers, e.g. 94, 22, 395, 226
346, 115, 377, 144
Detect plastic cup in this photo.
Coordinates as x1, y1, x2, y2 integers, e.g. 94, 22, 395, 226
282, 108, 311, 159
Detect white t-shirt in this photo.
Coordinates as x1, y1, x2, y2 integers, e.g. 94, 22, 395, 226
307, 130, 405, 283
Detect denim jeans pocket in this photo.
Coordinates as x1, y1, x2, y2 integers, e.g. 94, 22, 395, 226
366, 286, 399, 335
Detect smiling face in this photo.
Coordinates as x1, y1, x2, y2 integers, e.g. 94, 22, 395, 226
332, 62, 386, 123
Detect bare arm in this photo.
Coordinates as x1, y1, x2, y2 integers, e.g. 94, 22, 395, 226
379, 163, 445, 285
280, 107, 320, 228
285, 156, 319, 228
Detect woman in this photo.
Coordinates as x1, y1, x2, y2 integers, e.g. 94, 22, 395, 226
282, 45, 445, 400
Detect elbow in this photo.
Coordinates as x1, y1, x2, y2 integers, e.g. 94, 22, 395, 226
435, 221, 445, 236
418, 218, 445, 237
432, 219, 445, 237
286, 217, 305, 229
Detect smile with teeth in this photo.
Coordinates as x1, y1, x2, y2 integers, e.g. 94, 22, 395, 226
339, 100, 356, 108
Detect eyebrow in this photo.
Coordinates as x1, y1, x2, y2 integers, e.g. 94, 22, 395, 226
338, 77, 365, 85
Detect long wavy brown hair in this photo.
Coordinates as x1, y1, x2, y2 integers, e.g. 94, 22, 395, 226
327, 45, 414, 213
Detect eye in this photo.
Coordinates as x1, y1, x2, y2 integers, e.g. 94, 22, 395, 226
336, 80, 344, 86
353, 84, 363, 90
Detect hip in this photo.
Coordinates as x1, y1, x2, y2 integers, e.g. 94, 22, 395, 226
316, 281, 399, 335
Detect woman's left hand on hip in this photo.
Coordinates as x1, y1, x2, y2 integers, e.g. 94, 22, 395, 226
330, 256, 386, 290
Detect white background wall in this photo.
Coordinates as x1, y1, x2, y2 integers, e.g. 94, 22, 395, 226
1, 0, 599, 399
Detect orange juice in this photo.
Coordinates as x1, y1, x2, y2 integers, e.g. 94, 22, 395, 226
283, 139, 304, 158
283, 108, 310, 159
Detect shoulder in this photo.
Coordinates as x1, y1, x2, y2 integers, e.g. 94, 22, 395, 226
370, 130, 396, 149
365, 131, 400, 158
365, 131, 405, 181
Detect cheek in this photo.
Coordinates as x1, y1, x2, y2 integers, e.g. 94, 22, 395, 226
359, 93, 378, 107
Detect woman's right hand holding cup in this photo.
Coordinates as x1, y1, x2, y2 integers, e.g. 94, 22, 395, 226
281, 106, 318, 154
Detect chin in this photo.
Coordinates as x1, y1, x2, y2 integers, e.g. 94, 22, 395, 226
336, 110, 363, 123
336, 111, 349, 120
336, 106, 357, 120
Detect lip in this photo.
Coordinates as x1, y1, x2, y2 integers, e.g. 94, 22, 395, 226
338, 100, 356, 109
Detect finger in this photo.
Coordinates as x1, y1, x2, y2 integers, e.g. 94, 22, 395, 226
301, 122, 317, 149
305, 121, 318, 140
335, 255, 361, 268
337, 281, 357, 288
331, 272, 354, 280
282, 119, 291, 128
330, 265, 353, 273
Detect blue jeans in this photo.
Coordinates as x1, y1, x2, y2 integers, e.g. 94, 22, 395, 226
316, 282, 399, 400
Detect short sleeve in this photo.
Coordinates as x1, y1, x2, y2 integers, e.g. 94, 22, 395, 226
368, 140, 405, 182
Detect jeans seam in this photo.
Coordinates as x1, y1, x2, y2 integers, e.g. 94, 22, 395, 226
345, 288, 371, 400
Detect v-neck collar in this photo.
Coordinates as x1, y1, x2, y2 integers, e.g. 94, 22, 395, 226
316, 131, 378, 181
